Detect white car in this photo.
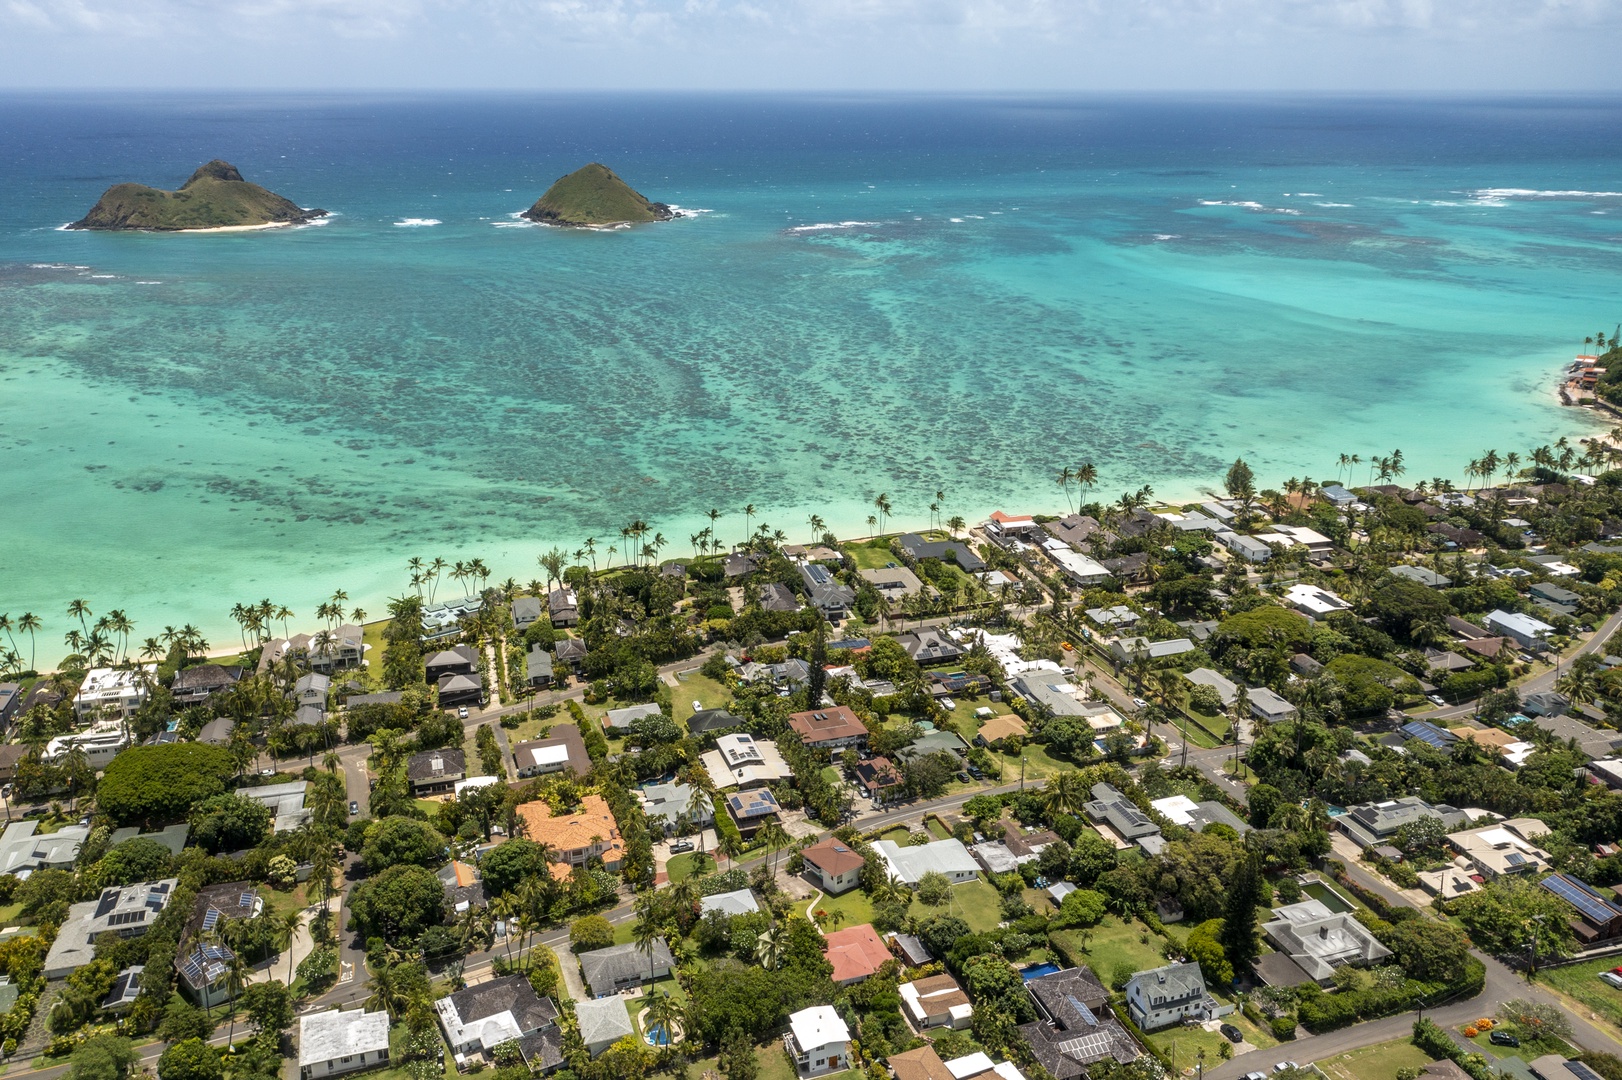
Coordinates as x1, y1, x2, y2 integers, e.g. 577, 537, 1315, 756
1600, 971, 1622, 989
1274, 1063, 1301, 1074
1246, 1073, 1269, 1080
941, 698, 957, 711
1132, 697, 1147, 709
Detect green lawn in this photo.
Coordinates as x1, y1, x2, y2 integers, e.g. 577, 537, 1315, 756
1460, 1030, 1576, 1065
1050, 916, 1169, 985
690, 1042, 855, 1080
665, 853, 716, 883
991, 741, 1075, 783
1538, 957, 1622, 1029
1148, 1025, 1242, 1074
376, 1025, 451, 1080
808, 877, 1004, 934
844, 542, 898, 570
673, 672, 735, 717
1316, 1038, 1436, 1080
925, 816, 951, 840
359, 620, 390, 691
260, 882, 310, 920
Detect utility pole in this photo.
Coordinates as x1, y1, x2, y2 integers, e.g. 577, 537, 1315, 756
1526, 914, 1545, 982
1019, 754, 1026, 793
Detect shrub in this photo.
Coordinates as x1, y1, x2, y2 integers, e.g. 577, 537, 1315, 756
1270, 1016, 1298, 1041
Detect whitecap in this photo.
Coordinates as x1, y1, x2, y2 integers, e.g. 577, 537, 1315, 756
90, 274, 116, 279
394, 218, 441, 227
965, 214, 984, 219
949, 217, 964, 223
1296, 192, 1323, 197
1198, 200, 1266, 210
135, 281, 162, 285
787, 221, 879, 233
665, 206, 713, 217
1152, 234, 1180, 241
1315, 202, 1354, 208
1469, 188, 1622, 200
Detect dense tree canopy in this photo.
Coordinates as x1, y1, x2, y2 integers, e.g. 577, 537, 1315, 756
98, 744, 235, 827
348, 864, 447, 941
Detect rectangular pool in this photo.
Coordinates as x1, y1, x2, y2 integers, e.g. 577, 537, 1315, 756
1301, 881, 1353, 914
1021, 963, 1062, 981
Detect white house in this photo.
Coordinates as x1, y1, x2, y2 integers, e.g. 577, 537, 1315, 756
1246, 686, 1297, 722
73, 667, 153, 721
1125, 962, 1224, 1031
872, 839, 979, 886
1284, 584, 1353, 619
785, 1006, 850, 1078
575, 998, 633, 1057
43, 721, 130, 768
1485, 609, 1554, 651
299, 1009, 390, 1080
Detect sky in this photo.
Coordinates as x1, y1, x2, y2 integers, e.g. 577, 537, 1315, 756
1, 0, 1621, 91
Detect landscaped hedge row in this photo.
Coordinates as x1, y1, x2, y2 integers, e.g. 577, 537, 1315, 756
1413, 1018, 1493, 1080
1297, 957, 1485, 1034
1110, 1002, 1172, 1070
569, 700, 609, 765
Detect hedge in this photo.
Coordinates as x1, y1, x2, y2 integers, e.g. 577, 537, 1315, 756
1413, 1019, 1493, 1080
712, 793, 744, 851
1298, 957, 1485, 1034
1110, 1003, 1171, 1069
569, 701, 609, 765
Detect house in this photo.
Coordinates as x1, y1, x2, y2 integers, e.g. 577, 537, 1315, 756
42, 721, 130, 769
425, 645, 479, 680
891, 933, 932, 967
512, 596, 543, 630
1528, 712, 1622, 759
723, 553, 761, 578
1046, 514, 1108, 549
405, 748, 466, 795
1389, 565, 1452, 588
177, 883, 262, 1008
524, 647, 554, 688
555, 638, 588, 672
515, 794, 625, 874
699, 888, 760, 917
1125, 962, 1225, 1030
823, 923, 891, 984
1020, 966, 1140, 1079
896, 729, 969, 763
1108, 637, 1195, 664
1417, 866, 1480, 900
170, 664, 243, 706
0, 683, 20, 731
900, 973, 973, 1029
800, 564, 856, 621
687, 707, 743, 735
439, 860, 486, 914
1271, 525, 1336, 555
1217, 532, 1272, 563
854, 756, 905, 802
1446, 819, 1551, 879
1084, 783, 1163, 853
309, 625, 365, 672
0, 820, 89, 875
1150, 796, 1250, 836
1085, 606, 1138, 631
1322, 484, 1356, 506
975, 714, 1028, 746
1183, 668, 1238, 707
890, 1045, 958, 1080
785, 1006, 850, 1078
759, 583, 801, 613
1042, 539, 1112, 586
437, 975, 562, 1070
1522, 691, 1571, 718
859, 566, 925, 603
1336, 797, 1467, 850
575, 997, 634, 1057
788, 706, 868, 752
985, 510, 1039, 542
802, 837, 865, 894
73, 666, 154, 720
897, 534, 986, 572
1262, 899, 1394, 984
1247, 686, 1296, 722
420, 596, 485, 639
1530, 1059, 1607, 1080
102, 966, 142, 1013
579, 939, 673, 996
604, 702, 662, 730
1284, 584, 1353, 618
437, 670, 485, 708
640, 782, 712, 835
1008, 674, 1090, 717
44, 878, 178, 978
1539, 873, 1622, 944
299, 1009, 391, 1080
548, 588, 580, 628
241, 781, 312, 832
724, 789, 781, 835
1531, 581, 1582, 607
871, 838, 979, 886
701, 733, 793, 789
1484, 609, 1554, 651
0, 745, 25, 786
511, 726, 590, 779
895, 630, 962, 665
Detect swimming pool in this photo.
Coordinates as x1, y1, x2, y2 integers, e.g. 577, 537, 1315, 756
645, 1023, 672, 1046
1301, 881, 1353, 914
1020, 963, 1061, 981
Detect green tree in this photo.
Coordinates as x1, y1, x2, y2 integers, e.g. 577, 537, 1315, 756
187, 793, 273, 854
157, 1038, 222, 1080
718, 1026, 758, 1080
240, 980, 294, 1035
1184, 919, 1234, 986
361, 817, 447, 874
1219, 853, 1263, 974
1453, 878, 1576, 965
1385, 919, 1471, 984
570, 915, 616, 953
93, 837, 173, 886
98, 743, 235, 827
916, 871, 951, 906
68, 1036, 139, 1080
1058, 888, 1108, 928
349, 865, 448, 941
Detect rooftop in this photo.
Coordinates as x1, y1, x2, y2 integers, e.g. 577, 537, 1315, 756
299, 1009, 390, 1067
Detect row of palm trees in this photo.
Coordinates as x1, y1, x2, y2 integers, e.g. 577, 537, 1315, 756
1055, 464, 1100, 515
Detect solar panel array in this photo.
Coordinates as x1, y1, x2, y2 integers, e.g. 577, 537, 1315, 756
1541, 874, 1622, 925
1566, 1063, 1605, 1080
1400, 721, 1455, 749
1055, 1030, 1120, 1064
1065, 995, 1098, 1028
201, 908, 220, 931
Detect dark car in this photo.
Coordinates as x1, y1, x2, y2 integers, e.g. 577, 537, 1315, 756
1489, 1031, 1520, 1048
1220, 1024, 1243, 1044
348, 801, 359, 816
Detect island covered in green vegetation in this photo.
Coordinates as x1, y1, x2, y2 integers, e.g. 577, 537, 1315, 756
68, 160, 327, 231
521, 162, 674, 227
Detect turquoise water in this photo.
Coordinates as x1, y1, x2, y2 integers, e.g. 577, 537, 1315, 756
0, 94, 1615, 648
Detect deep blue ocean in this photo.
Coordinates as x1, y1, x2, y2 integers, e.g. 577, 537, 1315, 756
0, 94, 1617, 644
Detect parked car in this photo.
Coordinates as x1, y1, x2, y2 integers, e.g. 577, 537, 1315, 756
1132, 697, 1147, 709
1611, 965, 1622, 975
670, 841, 694, 854
457, 706, 469, 719
1427, 694, 1446, 706
941, 698, 957, 711
1489, 1031, 1520, 1047
1245, 1073, 1269, 1080
1220, 1024, 1243, 1043
348, 801, 359, 816
1600, 972, 1622, 989
1274, 1064, 1301, 1074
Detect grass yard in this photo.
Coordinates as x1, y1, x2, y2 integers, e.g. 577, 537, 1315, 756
844, 541, 899, 570
1538, 957, 1622, 1029
1315, 1037, 1436, 1080
623, 974, 688, 1029
991, 741, 1076, 783
1147, 1024, 1243, 1074
358, 620, 390, 691
665, 852, 718, 883
808, 877, 1005, 934
1050, 916, 1169, 985
673, 671, 735, 716
925, 815, 951, 840
1460, 1030, 1575, 1065
377, 1026, 451, 1080
260, 882, 310, 920
690, 1042, 856, 1080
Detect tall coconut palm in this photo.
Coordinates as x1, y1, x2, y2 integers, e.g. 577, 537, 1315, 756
1056, 466, 1076, 513
757, 820, 791, 880
754, 923, 787, 970
632, 895, 663, 988
644, 989, 682, 1044
16, 613, 40, 671
1044, 771, 1088, 819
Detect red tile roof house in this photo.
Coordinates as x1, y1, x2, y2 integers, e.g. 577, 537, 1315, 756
822, 923, 891, 984
802, 837, 866, 895
787, 706, 869, 754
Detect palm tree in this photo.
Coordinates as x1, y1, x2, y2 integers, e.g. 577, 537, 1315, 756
365, 962, 415, 1021
16, 613, 40, 671
632, 896, 663, 988
274, 908, 302, 984
874, 493, 893, 535
754, 923, 788, 970
1076, 462, 1098, 507
807, 514, 826, 543
742, 504, 757, 548
1044, 771, 1088, 818
866, 514, 878, 538
757, 820, 791, 879
644, 989, 682, 1044
1056, 466, 1076, 513
67, 599, 90, 639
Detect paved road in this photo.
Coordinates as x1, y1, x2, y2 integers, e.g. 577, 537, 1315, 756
1422, 608, 1622, 723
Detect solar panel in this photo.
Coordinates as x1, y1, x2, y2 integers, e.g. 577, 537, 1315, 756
1065, 995, 1099, 1027
201, 909, 220, 931
239, 892, 255, 909
1566, 1063, 1605, 1080
1541, 874, 1621, 925
1055, 1031, 1117, 1063
1400, 722, 1454, 749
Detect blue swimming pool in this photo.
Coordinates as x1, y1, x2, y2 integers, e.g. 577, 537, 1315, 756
1020, 963, 1061, 981
646, 1023, 672, 1046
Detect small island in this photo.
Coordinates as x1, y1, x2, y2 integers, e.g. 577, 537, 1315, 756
68, 160, 327, 232
520, 162, 674, 227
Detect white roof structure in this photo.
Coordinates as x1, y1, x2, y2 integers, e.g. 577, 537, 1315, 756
1284, 584, 1353, 618
299, 1009, 390, 1068
789, 1006, 849, 1052
604, 703, 661, 729
0, 821, 89, 876
945, 1054, 1028, 1080
519, 744, 572, 771
574, 997, 634, 1047
699, 888, 760, 917
73, 666, 154, 716
454, 775, 502, 797
1183, 668, 1238, 706
1151, 795, 1201, 824
701, 733, 792, 789
872, 838, 979, 885
240, 781, 311, 833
